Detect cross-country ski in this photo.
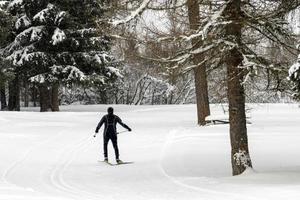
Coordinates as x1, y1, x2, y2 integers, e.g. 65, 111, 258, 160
100, 160, 134, 166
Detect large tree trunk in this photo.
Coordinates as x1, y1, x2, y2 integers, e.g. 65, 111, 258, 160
225, 0, 252, 175
187, 0, 210, 125
51, 83, 59, 111
39, 84, 52, 112
8, 76, 20, 111
0, 83, 7, 110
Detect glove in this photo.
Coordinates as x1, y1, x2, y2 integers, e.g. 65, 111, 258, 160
94, 131, 98, 137
128, 128, 132, 132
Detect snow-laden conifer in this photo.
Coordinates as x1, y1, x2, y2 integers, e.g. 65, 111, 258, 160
2, 0, 121, 111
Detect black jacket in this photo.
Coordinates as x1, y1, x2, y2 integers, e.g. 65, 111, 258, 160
95, 114, 130, 135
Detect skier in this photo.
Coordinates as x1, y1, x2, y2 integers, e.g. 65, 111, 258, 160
94, 107, 132, 164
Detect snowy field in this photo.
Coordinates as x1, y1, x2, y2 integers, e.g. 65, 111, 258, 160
1, 104, 300, 200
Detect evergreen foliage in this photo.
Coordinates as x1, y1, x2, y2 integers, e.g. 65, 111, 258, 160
0, 1, 13, 85
3, 0, 120, 88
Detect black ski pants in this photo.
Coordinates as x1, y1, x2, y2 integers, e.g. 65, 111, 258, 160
103, 132, 119, 160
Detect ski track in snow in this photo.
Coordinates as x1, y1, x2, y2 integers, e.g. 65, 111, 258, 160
1, 128, 103, 200
48, 135, 98, 200
2, 130, 65, 185
47, 135, 182, 200
1, 130, 68, 200
159, 128, 264, 200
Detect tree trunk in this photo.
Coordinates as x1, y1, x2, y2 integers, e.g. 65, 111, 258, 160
114, 88, 119, 104
51, 83, 59, 111
194, 67, 210, 125
24, 80, 29, 107
32, 83, 37, 107
0, 83, 7, 110
39, 84, 52, 112
187, 0, 210, 125
8, 76, 20, 111
225, 0, 252, 175
99, 88, 107, 104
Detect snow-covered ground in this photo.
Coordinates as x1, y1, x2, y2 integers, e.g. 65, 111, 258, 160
1, 104, 300, 200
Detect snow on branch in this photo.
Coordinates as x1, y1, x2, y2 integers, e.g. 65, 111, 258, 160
0, 0, 8, 10
89, 36, 109, 45
15, 26, 44, 43
0, 0, 8, 6
15, 15, 31, 30
64, 65, 86, 82
3, 26, 44, 56
33, 3, 54, 23
155, 2, 232, 45
8, 0, 22, 9
111, 0, 151, 26
7, 47, 48, 66
29, 74, 46, 83
289, 60, 300, 81
30, 65, 87, 84
168, 39, 234, 65
72, 28, 98, 37
169, 44, 215, 63
108, 67, 123, 78
145, 74, 175, 97
51, 28, 66, 45
55, 11, 66, 26
185, 3, 231, 41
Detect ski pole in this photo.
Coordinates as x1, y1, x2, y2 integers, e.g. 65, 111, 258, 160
94, 130, 129, 137
117, 130, 129, 134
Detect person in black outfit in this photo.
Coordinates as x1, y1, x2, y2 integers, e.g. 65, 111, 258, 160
95, 107, 131, 163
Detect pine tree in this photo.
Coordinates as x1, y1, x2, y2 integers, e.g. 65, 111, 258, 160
0, 0, 12, 110
3, 0, 121, 111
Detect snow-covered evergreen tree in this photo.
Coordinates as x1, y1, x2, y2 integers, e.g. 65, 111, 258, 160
0, 0, 13, 110
3, 0, 121, 111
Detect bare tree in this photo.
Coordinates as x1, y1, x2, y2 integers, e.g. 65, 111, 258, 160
187, 0, 210, 125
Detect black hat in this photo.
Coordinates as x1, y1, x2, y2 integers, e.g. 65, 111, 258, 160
107, 107, 114, 114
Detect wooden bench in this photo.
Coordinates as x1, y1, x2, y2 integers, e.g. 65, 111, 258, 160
205, 115, 251, 125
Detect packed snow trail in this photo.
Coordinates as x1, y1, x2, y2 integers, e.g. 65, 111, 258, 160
1, 104, 300, 200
